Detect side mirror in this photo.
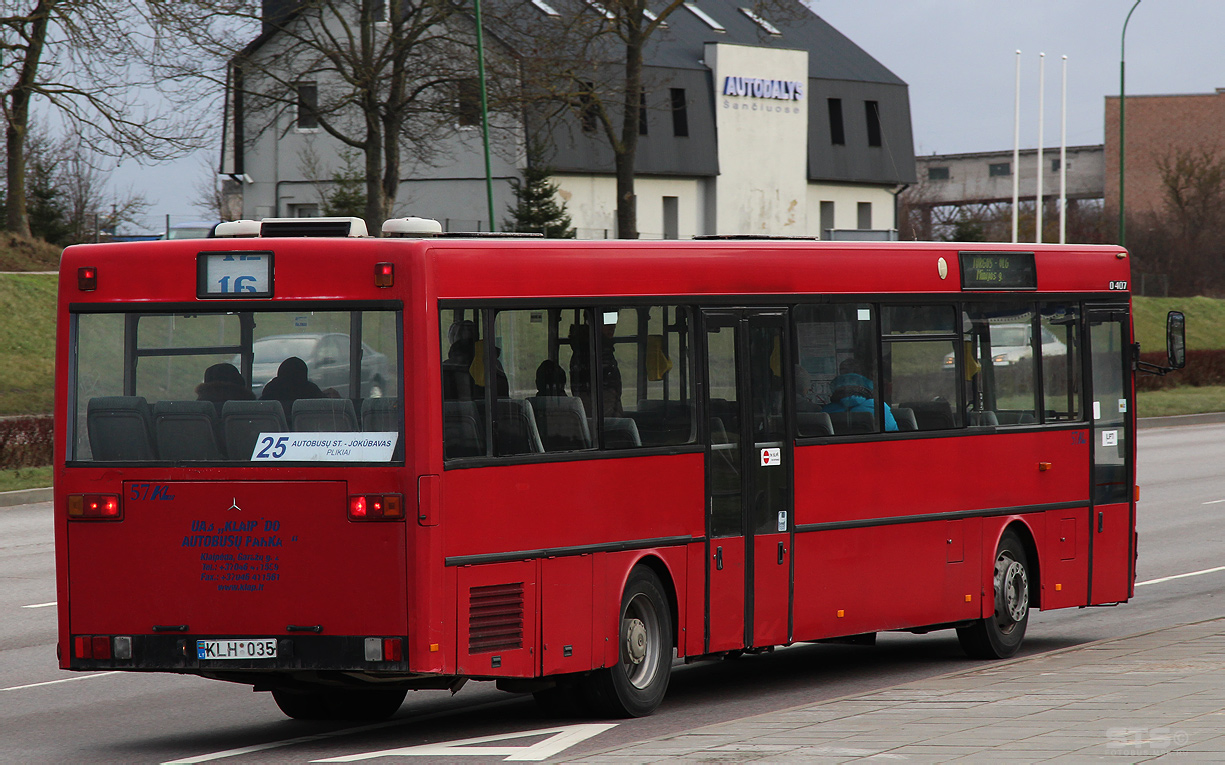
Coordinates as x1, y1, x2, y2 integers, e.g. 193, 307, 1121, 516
1166, 311, 1186, 370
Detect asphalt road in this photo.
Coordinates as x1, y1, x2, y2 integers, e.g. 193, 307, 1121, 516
3, 421, 1224, 762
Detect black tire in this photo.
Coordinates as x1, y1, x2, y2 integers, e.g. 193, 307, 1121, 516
957, 530, 1031, 659
580, 567, 673, 718
272, 687, 407, 721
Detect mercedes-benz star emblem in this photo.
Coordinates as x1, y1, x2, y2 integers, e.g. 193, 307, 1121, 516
228, 498, 241, 512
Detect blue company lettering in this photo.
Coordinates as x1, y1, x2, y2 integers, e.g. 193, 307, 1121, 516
721, 76, 804, 101
130, 483, 176, 501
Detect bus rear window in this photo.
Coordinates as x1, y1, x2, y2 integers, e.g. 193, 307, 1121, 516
70, 308, 402, 463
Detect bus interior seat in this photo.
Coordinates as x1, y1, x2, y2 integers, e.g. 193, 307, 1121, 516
222, 400, 287, 460
798, 411, 834, 436
293, 398, 358, 432
153, 400, 223, 460
892, 407, 918, 432
828, 410, 875, 434
494, 399, 544, 455
527, 395, 591, 451
362, 397, 401, 431
900, 400, 956, 430
88, 396, 158, 461
968, 410, 1000, 427
604, 417, 642, 448
628, 400, 696, 446
709, 416, 729, 444
443, 400, 484, 458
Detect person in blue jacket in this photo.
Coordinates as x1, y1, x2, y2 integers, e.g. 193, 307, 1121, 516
823, 358, 898, 432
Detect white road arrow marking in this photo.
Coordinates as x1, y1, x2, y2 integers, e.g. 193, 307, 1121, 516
313, 723, 618, 762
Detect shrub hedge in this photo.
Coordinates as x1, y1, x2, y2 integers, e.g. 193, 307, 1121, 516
0, 415, 53, 469
1136, 349, 1225, 391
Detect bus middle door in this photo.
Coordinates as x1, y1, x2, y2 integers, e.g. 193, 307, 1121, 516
703, 310, 794, 653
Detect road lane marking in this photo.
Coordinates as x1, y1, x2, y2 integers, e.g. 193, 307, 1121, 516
21, 601, 56, 608
314, 724, 619, 762
1137, 565, 1225, 587
1, 671, 119, 692
1202, 499, 1225, 505
161, 697, 519, 764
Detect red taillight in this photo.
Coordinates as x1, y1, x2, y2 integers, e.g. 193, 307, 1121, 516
74, 635, 92, 659
374, 262, 393, 287
67, 494, 122, 521
383, 638, 403, 661
348, 494, 404, 521
78, 266, 98, 291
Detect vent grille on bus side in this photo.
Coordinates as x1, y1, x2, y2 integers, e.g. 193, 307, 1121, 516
468, 583, 525, 654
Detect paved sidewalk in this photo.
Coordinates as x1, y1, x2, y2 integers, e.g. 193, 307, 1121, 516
577, 618, 1225, 762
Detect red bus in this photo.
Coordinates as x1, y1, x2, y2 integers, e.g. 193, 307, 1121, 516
55, 218, 1184, 720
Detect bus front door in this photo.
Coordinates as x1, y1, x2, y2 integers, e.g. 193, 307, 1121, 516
703, 310, 794, 653
1087, 306, 1135, 604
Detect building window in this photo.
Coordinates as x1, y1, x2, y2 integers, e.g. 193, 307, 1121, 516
857, 202, 872, 229
670, 88, 689, 137
739, 6, 781, 35
865, 100, 882, 147
1051, 158, 1069, 172
928, 166, 950, 181
296, 82, 318, 131
662, 197, 679, 239
989, 162, 1011, 177
827, 98, 844, 145
639, 90, 648, 136
530, 0, 560, 16
457, 78, 480, 127
819, 201, 834, 236
684, 2, 725, 31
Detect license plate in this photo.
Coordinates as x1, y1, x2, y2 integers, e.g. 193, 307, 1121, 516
197, 639, 277, 660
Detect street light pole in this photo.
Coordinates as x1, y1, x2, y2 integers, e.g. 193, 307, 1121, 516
1119, 0, 1141, 247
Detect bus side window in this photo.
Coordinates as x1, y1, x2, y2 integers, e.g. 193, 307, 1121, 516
882, 304, 960, 431
1040, 303, 1082, 422
793, 304, 881, 435
963, 303, 1039, 427
609, 305, 695, 448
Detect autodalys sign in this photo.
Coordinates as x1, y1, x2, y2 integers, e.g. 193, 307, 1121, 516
721, 76, 805, 101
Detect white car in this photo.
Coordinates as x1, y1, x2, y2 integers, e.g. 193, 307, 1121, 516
943, 324, 1067, 369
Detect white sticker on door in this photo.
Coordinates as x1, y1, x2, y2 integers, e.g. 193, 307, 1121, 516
761, 447, 781, 467
1103, 430, 1118, 447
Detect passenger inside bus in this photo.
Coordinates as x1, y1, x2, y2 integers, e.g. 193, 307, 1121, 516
535, 359, 568, 396
260, 356, 323, 411
569, 320, 623, 416
195, 363, 255, 415
823, 358, 898, 432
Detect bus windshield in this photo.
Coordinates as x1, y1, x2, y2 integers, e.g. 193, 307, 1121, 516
70, 307, 401, 463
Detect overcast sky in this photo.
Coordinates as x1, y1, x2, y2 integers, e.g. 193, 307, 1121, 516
116, 0, 1225, 229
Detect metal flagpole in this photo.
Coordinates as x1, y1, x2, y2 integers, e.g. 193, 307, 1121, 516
1011, 50, 1021, 243
1058, 55, 1068, 243
1036, 53, 1044, 244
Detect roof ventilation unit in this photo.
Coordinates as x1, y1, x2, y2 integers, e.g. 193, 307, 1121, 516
260, 217, 369, 237
382, 217, 444, 237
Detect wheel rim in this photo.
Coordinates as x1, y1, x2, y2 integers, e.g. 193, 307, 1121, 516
993, 550, 1028, 634
621, 592, 661, 689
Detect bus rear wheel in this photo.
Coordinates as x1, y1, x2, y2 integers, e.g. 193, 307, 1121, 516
582, 566, 673, 718
957, 530, 1030, 659
272, 687, 407, 721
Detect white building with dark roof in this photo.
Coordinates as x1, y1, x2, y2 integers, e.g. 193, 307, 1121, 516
223, 0, 916, 238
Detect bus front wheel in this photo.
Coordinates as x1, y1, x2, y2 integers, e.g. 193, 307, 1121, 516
582, 566, 673, 717
271, 687, 407, 721
957, 531, 1030, 659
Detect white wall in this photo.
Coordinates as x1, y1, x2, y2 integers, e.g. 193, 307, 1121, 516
805, 183, 897, 236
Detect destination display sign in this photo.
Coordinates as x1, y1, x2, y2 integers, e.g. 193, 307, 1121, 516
959, 252, 1037, 290
197, 251, 274, 298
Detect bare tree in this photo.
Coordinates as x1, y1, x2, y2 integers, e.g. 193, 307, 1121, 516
161, 0, 494, 232
500, 0, 799, 238
192, 156, 243, 221
2, 1, 209, 237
